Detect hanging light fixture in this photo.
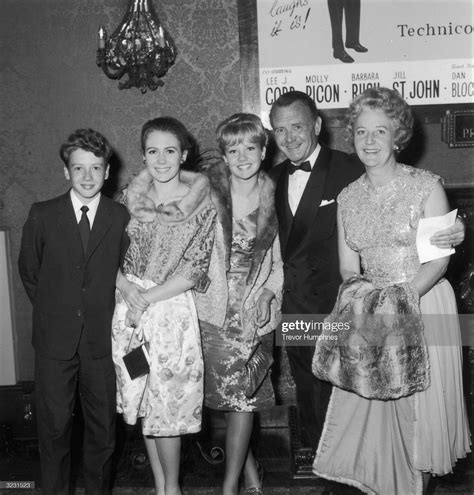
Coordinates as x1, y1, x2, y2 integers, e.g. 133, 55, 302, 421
96, 0, 177, 93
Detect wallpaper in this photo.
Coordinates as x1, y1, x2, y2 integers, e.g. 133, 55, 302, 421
0, 0, 243, 381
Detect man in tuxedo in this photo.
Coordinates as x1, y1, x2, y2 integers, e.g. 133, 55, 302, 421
269, 90, 465, 460
269, 91, 363, 456
18, 129, 131, 494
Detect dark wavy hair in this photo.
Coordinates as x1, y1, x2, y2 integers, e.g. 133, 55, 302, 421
141, 117, 198, 169
216, 113, 268, 154
141, 117, 193, 153
60, 128, 112, 166
345, 87, 414, 151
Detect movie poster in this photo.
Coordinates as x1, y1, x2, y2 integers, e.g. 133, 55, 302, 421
257, 0, 473, 124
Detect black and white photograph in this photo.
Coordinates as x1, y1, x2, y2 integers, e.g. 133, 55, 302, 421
0, 0, 473, 494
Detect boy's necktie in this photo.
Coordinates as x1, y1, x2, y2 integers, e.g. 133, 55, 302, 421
78, 205, 90, 255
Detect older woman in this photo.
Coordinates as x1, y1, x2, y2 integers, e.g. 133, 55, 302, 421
196, 113, 283, 495
112, 117, 216, 495
312, 88, 471, 494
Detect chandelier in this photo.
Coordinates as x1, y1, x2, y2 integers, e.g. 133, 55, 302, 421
96, 0, 177, 93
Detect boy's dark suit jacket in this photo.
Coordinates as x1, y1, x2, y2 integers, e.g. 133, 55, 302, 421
270, 145, 364, 315
19, 192, 130, 360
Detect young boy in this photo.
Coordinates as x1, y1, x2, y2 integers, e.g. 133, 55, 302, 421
18, 128, 131, 494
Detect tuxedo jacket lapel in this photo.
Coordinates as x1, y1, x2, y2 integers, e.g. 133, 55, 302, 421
85, 197, 112, 262
275, 160, 294, 259
285, 147, 331, 257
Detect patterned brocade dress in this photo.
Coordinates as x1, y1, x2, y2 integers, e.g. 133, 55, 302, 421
202, 208, 274, 412
313, 165, 471, 494
112, 193, 215, 437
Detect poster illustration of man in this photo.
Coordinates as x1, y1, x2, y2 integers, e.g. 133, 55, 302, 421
327, 0, 368, 63
257, 0, 473, 116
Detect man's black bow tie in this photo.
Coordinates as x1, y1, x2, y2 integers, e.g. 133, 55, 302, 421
289, 161, 311, 174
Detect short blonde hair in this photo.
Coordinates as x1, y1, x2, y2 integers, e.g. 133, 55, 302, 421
216, 113, 268, 154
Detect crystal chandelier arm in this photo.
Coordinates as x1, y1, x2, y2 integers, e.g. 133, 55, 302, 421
96, 0, 177, 92
96, 49, 127, 80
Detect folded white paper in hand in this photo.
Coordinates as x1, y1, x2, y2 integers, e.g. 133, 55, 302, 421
416, 209, 457, 263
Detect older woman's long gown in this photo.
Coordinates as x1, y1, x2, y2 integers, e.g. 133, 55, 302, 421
313, 165, 471, 494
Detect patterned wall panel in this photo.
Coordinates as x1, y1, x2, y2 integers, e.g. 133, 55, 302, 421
0, 0, 242, 380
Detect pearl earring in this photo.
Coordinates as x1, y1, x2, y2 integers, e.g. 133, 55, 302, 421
393, 145, 399, 151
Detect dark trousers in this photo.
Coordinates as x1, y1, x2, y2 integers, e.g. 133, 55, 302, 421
327, 0, 361, 51
35, 330, 116, 495
286, 344, 332, 449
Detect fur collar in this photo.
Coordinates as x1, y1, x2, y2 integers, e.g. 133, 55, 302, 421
126, 168, 211, 224
200, 159, 278, 281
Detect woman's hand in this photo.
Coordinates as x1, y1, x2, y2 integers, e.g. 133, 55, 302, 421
123, 281, 149, 311
126, 219, 141, 239
116, 271, 149, 312
413, 182, 452, 297
125, 308, 144, 329
430, 216, 465, 249
256, 289, 275, 327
